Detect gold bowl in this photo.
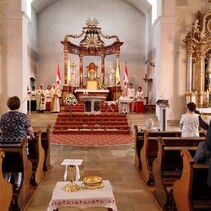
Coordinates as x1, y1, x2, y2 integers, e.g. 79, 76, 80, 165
82, 176, 103, 189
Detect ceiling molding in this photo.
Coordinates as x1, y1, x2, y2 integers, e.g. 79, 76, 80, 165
31, 0, 151, 15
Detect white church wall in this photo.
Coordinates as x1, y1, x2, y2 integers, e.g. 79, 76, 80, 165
36, 0, 146, 93
0, 0, 29, 113
147, 0, 208, 121
27, 6, 38, 89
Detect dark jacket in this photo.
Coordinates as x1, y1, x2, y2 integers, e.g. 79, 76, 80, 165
198, 116, 211, 186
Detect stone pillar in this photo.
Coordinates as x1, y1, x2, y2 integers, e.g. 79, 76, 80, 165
1, 11, 29, 113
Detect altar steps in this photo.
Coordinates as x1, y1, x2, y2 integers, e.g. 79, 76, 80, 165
53, 113, 130, 135
60, 103, 119, 113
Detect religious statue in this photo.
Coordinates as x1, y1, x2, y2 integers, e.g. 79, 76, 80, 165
108, 65, 115, 87
193, 19, 199, 34
206, 54, 211, 91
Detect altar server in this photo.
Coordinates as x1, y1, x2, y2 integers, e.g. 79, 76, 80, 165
135, 86, 144, 113
127, 83, 135, 112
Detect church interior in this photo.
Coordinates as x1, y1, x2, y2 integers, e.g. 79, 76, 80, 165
1, 0, 211, 211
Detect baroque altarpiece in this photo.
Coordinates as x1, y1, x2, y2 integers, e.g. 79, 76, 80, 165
61, 17, 123, 101
184, 9, 211, 108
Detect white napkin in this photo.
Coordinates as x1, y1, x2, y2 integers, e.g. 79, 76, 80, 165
64, 165, 68, 181
75, 165, 80, 181
63, 165, 80, 181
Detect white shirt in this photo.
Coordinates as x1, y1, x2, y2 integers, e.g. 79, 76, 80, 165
180, 113, 199, 137
127, 88, 135, 98
135, 90, 144, 101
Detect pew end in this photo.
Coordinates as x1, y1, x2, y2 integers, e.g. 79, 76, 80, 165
0, 151, 13, 211
0, 138, 33, 210
173, 149, 211, 211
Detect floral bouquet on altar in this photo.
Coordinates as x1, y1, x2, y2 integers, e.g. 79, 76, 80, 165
64, 93, 78, 105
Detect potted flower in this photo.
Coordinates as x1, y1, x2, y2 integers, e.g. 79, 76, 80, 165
64, 93, 78, 116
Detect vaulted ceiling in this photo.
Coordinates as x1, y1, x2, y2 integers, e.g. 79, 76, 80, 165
32, 0, 151, 15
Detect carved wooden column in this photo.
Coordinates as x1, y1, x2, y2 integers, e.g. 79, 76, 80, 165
101, 55, 105, 83
64, 42, 68, 85
79, 55, 83, 87
186, 43, 193, 92
116, 50, 120, 86
195, 47, 205, 107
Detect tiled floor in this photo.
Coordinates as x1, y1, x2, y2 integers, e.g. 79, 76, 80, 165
26, 112, 170, 211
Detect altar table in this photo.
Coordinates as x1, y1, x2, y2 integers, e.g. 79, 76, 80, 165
75, 89, 109, 101
47, 180, 117, 211
80, 96, 106, 114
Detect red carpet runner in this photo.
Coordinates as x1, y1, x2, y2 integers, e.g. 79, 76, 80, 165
51, 106, 134, 146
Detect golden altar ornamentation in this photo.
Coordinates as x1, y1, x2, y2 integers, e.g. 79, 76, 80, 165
63, 165, 80, 192
184, 9, 211, 108
61, 17, 123, 101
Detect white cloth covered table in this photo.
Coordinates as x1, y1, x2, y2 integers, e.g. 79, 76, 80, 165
47, 180, 117, 211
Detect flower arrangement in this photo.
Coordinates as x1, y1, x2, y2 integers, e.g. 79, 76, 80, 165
64, 93, 78, 105
98, 82, 107, 90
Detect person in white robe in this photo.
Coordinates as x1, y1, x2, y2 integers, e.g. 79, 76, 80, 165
127, 83, 135, 112
50, 83, 61, 113
117, 91, 129, 114
36, 84, 46, 113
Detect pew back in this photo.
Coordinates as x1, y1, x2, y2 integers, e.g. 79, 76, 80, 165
0, 139, 32, 210
173, 149, 211, 211
152, 137, 204, 209
0, 151, 13, 211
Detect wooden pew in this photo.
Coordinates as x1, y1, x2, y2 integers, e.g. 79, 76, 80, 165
0, 139, 32, 210
136, 129, 205, 185
152, 137, 204, 209
0, 151, 13, 211
138, 130, 182, 184
134, 126, 182, 170
173, 149, 211, 211
34, 125, 51, 171
28, 130, 45, 186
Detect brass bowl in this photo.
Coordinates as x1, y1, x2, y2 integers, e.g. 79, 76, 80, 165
82, 176, 103, 189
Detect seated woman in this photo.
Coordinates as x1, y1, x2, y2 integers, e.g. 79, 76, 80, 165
0, 96, 35, 143
145, 118, 159, 131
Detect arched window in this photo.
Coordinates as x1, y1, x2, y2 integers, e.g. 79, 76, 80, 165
147, 0, 158, 24
21, 0, 33, 20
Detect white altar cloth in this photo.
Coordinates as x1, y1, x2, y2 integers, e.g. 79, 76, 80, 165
118, 98, 135, 113
47, 180, 117, 211
75, 89, 109, 94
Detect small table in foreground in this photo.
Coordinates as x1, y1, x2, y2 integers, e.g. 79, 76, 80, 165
47, 180, 117, 211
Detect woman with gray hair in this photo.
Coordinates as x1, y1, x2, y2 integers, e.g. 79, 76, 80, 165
145, 118, 158, 131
